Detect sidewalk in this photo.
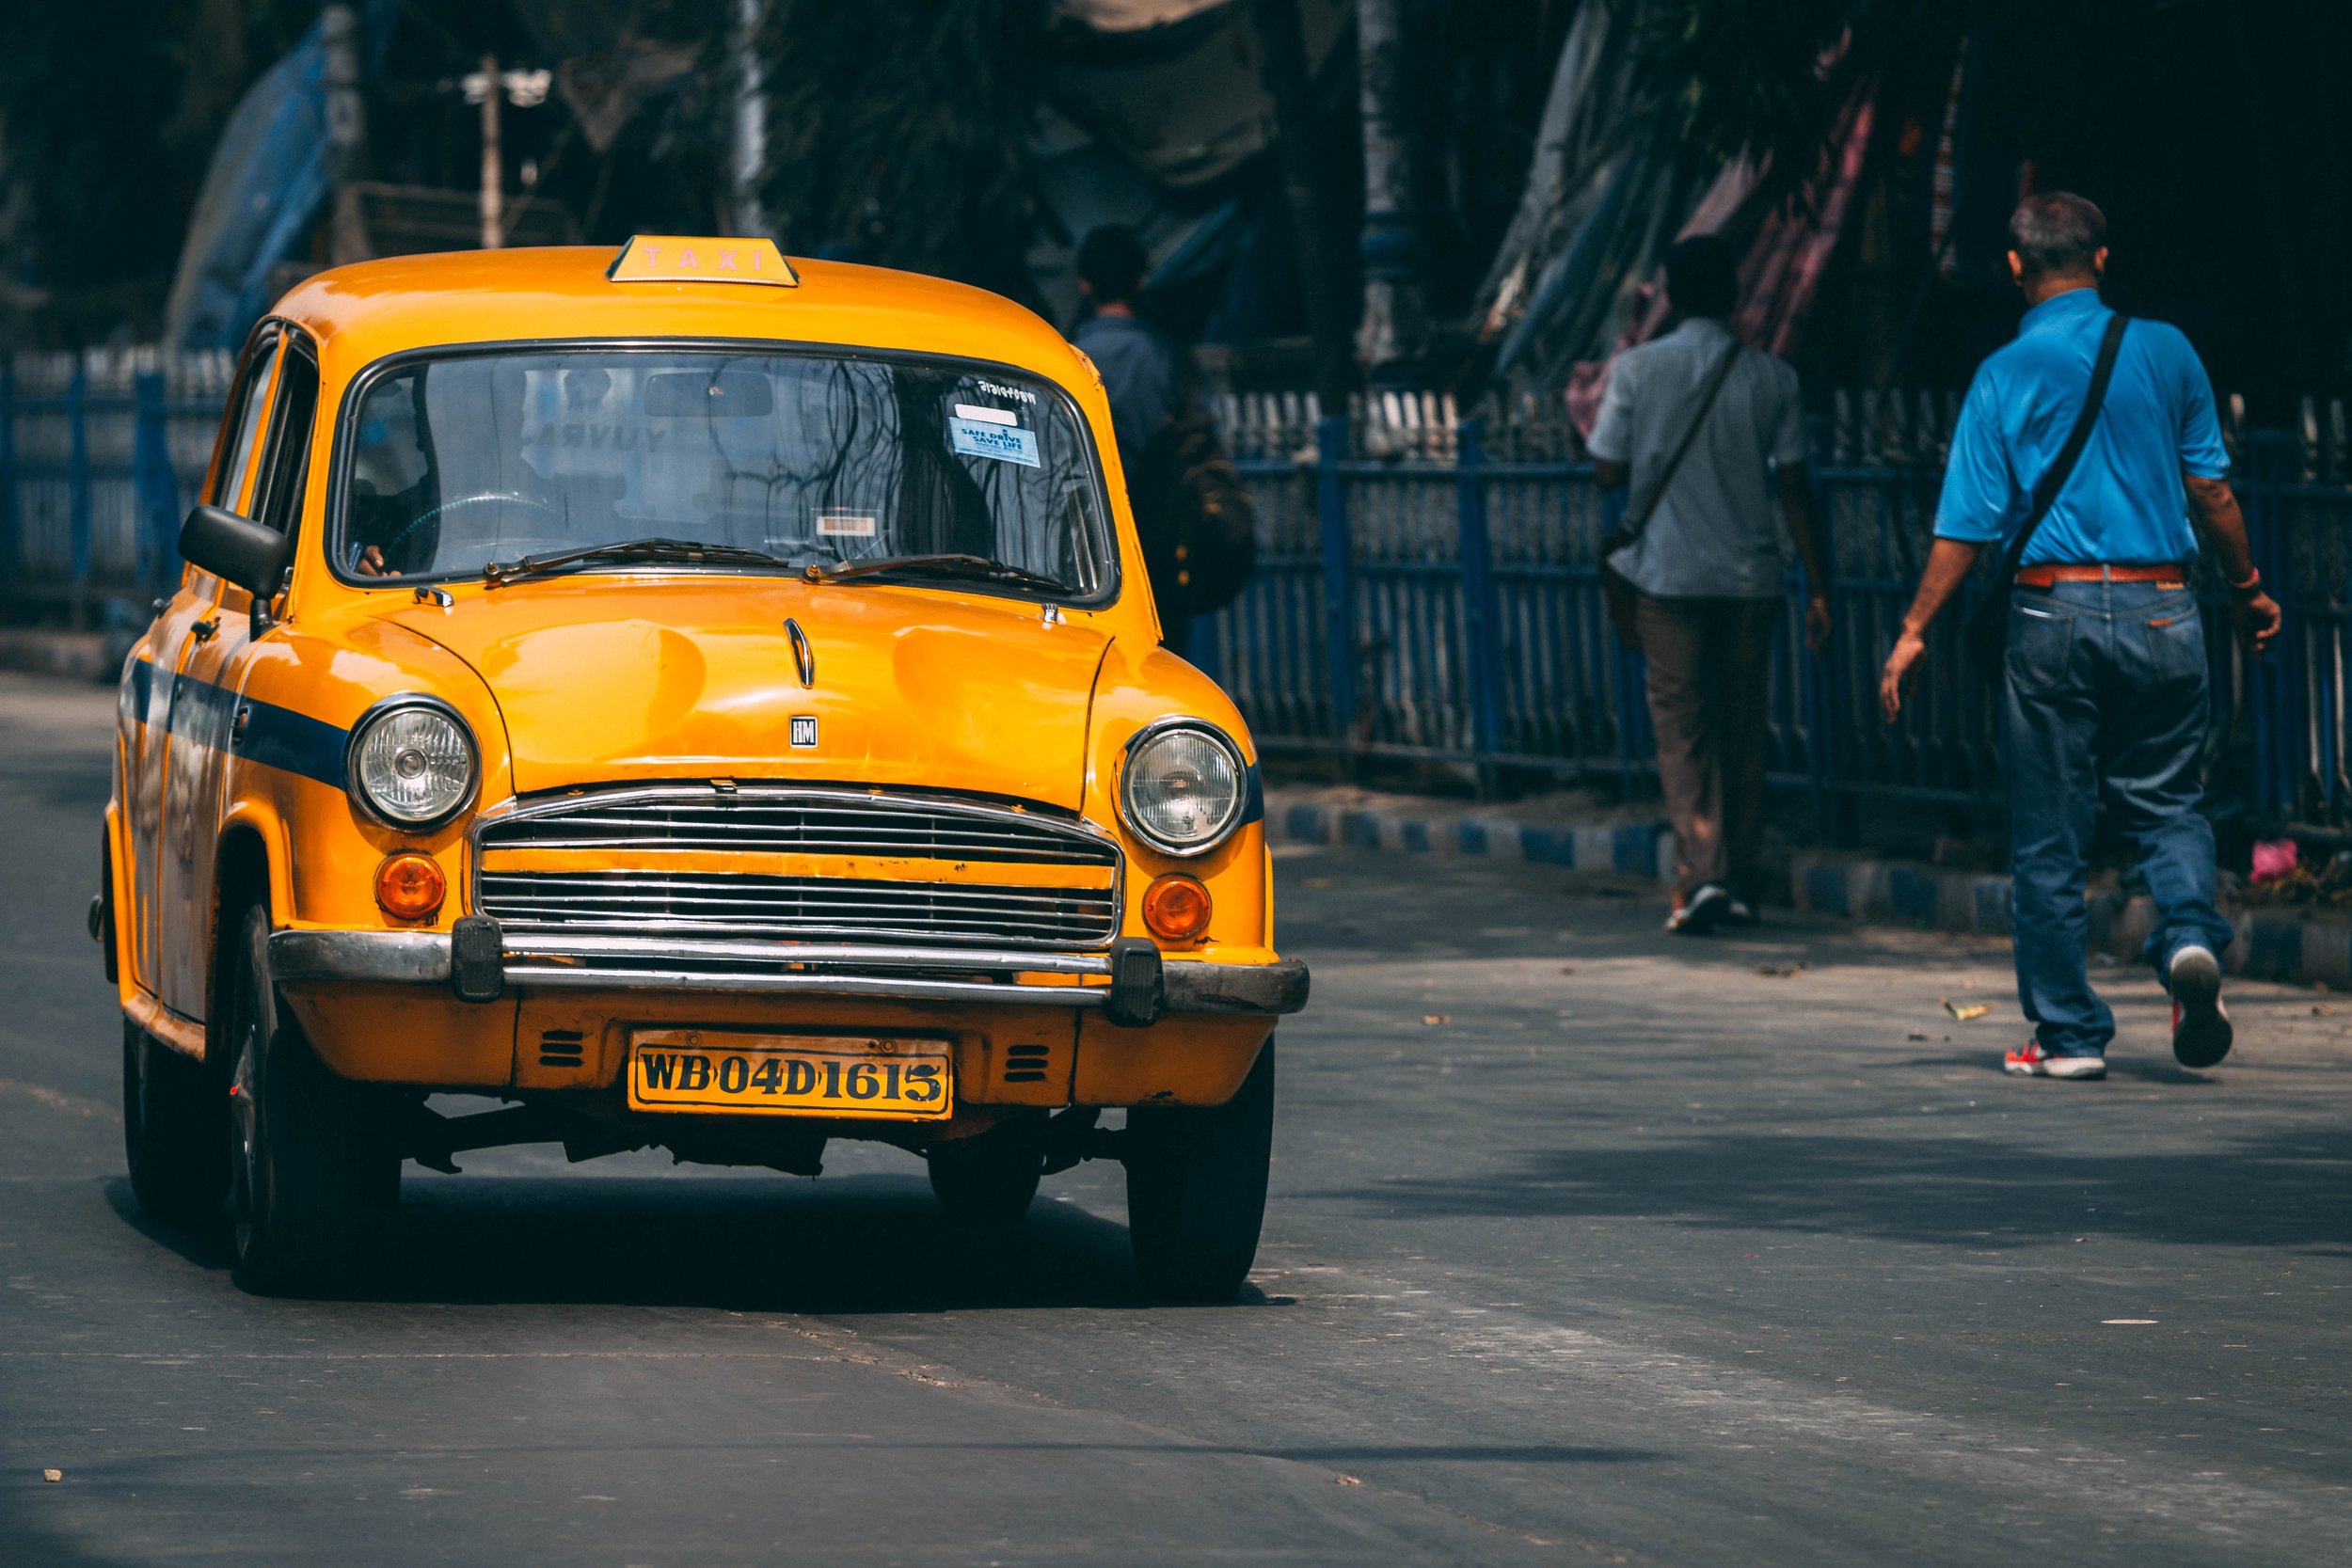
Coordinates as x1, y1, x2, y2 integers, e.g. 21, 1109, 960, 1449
1266, 784, 1676, 879
0, 629, 109, 681
1266, 784, 2352, 989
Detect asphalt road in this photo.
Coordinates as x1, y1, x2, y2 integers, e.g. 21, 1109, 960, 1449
3, 670, 2348, 1567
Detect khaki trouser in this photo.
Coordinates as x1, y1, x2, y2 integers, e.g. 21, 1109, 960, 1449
1635, 594, 1778, 898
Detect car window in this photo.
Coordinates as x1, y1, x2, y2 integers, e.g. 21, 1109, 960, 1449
207, 329, 281, 514
250, 338, 321, 538
332, 348, 1112, 598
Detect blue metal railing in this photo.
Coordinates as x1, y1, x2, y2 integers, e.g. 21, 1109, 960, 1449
1199, 411, 2352, 829
0, 349, 237, 626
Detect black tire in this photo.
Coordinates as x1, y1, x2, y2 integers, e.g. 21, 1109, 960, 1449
1124, 1038, 1275, 1302
927, 1134, 1042, 1226
122, 1021, 230, 1226
356, 1141, 404, 1210
223, 905, 365, 1295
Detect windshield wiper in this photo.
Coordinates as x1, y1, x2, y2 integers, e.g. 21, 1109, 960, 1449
484, 537, 790, 586
805, 553, 1073, 595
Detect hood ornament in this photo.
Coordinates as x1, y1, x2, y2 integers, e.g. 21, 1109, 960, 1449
784, 618, 816, 688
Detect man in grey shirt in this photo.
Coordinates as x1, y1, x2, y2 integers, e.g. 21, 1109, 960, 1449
1590, 235, 1833, 934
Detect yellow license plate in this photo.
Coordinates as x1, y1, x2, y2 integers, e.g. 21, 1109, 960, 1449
627, 1032, 952, 1119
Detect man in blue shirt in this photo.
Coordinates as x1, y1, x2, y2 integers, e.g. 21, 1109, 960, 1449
1881, 193, 2280, 1080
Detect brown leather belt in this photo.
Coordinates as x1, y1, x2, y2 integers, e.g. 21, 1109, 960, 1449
2014, 563, 2189, 588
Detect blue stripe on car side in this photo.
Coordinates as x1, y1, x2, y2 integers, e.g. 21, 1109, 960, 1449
124, 657, 350, 790
233, 696, 350, 789
171, 668, 241, 761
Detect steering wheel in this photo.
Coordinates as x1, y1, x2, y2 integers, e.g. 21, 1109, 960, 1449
378, 491, 567, 564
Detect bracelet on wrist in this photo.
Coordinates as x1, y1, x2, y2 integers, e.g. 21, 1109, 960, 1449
2226, 568, 2262, 594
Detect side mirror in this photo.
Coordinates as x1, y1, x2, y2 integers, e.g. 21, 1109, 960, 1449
179, 505, 292, 600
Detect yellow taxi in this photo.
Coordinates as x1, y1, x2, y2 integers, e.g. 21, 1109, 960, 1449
96, 237, 1306, 1299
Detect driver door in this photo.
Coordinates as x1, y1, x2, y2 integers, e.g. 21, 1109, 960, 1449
129, 327, 278, 1002
159, 330, 318, 1018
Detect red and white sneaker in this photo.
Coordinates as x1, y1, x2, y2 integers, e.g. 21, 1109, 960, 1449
2168, 945, 2233, 1069
2004, 1041, 2107, 1079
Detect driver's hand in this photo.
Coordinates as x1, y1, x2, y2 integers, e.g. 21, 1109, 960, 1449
355, 545, 397, 578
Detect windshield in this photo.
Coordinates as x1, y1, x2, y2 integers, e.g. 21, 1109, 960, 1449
331, 347, 1112, 596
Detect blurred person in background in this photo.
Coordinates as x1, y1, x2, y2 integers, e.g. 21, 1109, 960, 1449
1070, 224, 1254, 659
1880, 193, 2281, 1081
1591, 234, 1833, 936
1072, 225, 1192, 649
1072, 226, 1182, 478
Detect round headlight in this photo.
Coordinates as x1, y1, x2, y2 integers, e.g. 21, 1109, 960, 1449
347, 699, 477, 829
1120, 721, 1246, 857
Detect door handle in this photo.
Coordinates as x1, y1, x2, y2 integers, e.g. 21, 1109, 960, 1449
190, 618, 219, 642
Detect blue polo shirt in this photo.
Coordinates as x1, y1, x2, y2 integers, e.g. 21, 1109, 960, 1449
1933, 288, 2229, 565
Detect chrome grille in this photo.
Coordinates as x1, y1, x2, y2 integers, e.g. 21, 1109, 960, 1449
481, 792, 1115, 864
473, 785, 1121, 950
478, 869, 1117, 946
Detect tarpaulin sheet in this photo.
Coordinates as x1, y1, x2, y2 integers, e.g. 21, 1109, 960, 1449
161, 2, 396, 352
1559, 76, 1876, 436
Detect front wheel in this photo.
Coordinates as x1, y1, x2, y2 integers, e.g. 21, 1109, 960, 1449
224, 905, 365, 1295
122, 1021, 230, 1225
1124, 1038, 1275, 1302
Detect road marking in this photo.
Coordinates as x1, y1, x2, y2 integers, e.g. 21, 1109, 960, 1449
763, 1315, 1620, 1558
1263, 1261, 2317, 1544
0, 1351, 836, 1361
0, 1079, 119, 1122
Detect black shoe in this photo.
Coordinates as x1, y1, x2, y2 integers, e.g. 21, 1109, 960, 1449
2169, 945, 2233, 1069
1666, 883, 1731, 936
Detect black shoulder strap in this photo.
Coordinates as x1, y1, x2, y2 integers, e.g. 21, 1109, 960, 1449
1620, 338, 1744, 544
2000, 312, 2129, 573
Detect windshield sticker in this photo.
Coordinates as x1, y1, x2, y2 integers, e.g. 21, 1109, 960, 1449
816, 509, 878, 538
949, 417, 1040, 468
953, 404, 1019, 426
976, 380, 1036, 404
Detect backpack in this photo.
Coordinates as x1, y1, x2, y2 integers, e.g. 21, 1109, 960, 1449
1131, 412, 1257, 620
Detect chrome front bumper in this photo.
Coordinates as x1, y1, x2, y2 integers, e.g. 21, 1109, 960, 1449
268, 928, 1311, 1018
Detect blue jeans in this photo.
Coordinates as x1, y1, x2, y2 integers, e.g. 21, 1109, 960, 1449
2006, 578, 2233, 1057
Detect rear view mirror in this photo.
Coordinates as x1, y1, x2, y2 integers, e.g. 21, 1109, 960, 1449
644, 370, 774, 418
179, 505, 293, 600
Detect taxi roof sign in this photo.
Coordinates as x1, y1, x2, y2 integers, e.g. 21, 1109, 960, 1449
607, 235, 798, 288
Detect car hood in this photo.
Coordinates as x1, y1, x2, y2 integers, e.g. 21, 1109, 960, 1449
376, 578, 1110, 807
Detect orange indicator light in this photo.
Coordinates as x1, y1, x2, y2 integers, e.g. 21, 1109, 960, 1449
1141, 874, 1213, 942
374, 852, 447, 921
